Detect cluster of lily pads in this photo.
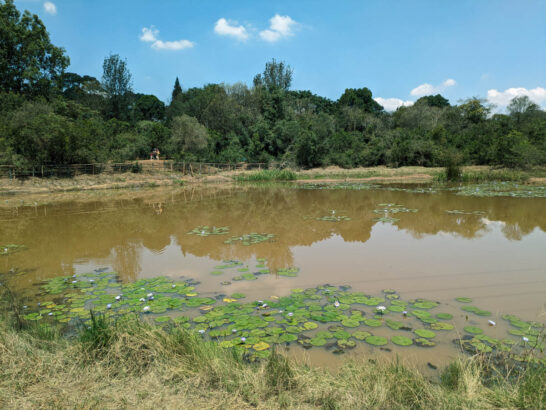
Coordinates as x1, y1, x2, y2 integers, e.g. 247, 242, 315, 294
452, 183, 546, 199
445, 210, 486, 215
453, 297, 544, 358
187, 226, 230, 236
297, 181, 546, 199
315, 211, 351, 222
1, 244, 26, 256
223, 233, 275, 246
23, 275, 545, 364
373, 204, 418, 223
24, 272, 213, 323
210, 259, 300, 283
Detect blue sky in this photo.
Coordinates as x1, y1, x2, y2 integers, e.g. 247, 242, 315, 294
15, 0, 546, 110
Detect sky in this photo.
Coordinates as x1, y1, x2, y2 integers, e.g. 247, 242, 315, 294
14, 0, 546, 111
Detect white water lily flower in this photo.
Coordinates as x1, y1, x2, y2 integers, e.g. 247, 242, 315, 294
488, 320, 496, 326
89, 279, 94, 283
115, 295, 121, 301
522, 337, 529, 342
232, 329, 237, 333
262, 303, 268, 308
106, 304, 112, 309
172, 284, 176, 288
288, 312, 294, 317
377, 306, 387, 311
23, 306, 28, 309
72, 280, 77, 284
279, 310, 284, 313
334, 301, 340, 307
147, 293, 153, 298
143, 306, 150, 312
48, 312, 53, 316
139, 298, 145, 302
240, 337, 246, 342
198, 329, 205, 334
402, 311, 408, 315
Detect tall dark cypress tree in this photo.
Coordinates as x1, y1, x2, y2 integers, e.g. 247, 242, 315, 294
171, 77, 182, 102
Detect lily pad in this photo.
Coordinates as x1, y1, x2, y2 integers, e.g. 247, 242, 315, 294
463, 326, 483, 335
352, 331, 372, 340
414, 329, 436, 338
391, 336, 413, 346
253, 341, 270, 351
461, 306, 491, 316
431, 322, 454, 331
436, 313, 453, 320
455, 297, 472, 303
414, 338, 436, 347
365, 336, 388, 346
364, 318, 382, 327
310, 337, 327, 346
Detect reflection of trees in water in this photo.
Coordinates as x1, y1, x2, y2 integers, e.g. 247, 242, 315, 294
111, 242, 141, 282
1, 187, 544, 285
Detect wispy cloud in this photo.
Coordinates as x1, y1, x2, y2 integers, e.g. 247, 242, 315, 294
487, 87, 546, 108
214, 18, 248, 41
410, 78, 456, 97
374, 97, 414, 112
43, 1, 56, 15
259, 14, 297, 42
151, 40, 194, 51
139, 26, 194, 51
140, 26, 159, 43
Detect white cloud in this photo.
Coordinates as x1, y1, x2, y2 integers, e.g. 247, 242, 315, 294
43, 1, 56, 15
259, 14, 297, 42
487, 87, 546, 108
410, 78, 456, 96
214, 18, 248, 41
374, 97, 414, 112
151, 40, 194, 51
140, 27, 159, 43
139, 26, 194, 51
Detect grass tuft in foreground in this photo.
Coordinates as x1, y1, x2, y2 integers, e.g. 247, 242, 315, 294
233, 169, 297, 181
0, 308, 544, 409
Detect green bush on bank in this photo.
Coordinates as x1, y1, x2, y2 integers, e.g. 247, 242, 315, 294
233, 169, 297, 181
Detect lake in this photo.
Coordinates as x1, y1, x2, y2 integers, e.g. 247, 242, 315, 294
1, 183, 544, 368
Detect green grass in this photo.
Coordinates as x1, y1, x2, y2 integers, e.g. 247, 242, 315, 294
434, 168, 542, 183
233, 169, 297, 181
0, 308, 543, 409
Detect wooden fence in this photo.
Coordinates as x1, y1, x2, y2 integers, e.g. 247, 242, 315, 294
0, 161, 268, 179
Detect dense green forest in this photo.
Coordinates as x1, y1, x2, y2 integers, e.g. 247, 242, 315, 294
1, 0, 544, 170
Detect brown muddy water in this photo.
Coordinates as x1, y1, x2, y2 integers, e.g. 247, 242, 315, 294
1, 183, 545, 369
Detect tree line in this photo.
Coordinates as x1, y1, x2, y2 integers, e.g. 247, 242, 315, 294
1, 0, 544, 170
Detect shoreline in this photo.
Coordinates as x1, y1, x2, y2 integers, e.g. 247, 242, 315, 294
1, 165, 544, 198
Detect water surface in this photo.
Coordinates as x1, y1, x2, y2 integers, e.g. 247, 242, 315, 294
1, 184, 545, 367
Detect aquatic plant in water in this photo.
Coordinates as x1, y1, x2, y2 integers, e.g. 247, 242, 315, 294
0, 244, 27, 256
224, 233, 275, 245
187, 226, 230, 236
22, 278, 545, 361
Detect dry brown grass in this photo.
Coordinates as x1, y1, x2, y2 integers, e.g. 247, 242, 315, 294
0, 316, 543, 409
